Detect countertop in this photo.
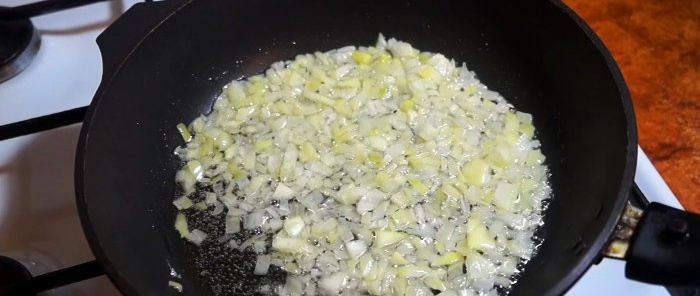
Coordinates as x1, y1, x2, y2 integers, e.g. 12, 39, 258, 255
563, 0, 700, 213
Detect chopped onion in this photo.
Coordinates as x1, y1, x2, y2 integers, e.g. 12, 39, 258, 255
174, 213, 189, 238
210, 201, 224, 215
185, 229, 207, 246
172, 196, 193, 210
225, 215, 240, 234
283, 216, 305, 237
244, 210, 268, 230
345, 240, 368, 259
254, 255, 272, 275
272, 183, 295, 200
173, 35, 551, 296
168, 280, 183, 293
374, 230, 407, 249
272, 237, 314, 254
318, 272, 348, 295
356, 189, 384, 214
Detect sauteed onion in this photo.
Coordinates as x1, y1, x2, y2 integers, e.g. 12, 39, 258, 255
174, 35, 550, 296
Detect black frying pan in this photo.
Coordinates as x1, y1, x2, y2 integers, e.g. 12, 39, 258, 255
71, 0, 700, 295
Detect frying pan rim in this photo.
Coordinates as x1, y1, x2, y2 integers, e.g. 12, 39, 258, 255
536, 1, 637, 295
74, 0, 638, 295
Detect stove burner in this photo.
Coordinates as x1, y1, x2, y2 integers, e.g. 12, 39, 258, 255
0, 256, 35, 296
0, 17, 40, 83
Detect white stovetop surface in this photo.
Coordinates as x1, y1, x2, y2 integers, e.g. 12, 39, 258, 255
0, 1, 683, 295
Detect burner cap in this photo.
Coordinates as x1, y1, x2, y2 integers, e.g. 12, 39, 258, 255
0, 255, 35, 296
0, 17, 40, 83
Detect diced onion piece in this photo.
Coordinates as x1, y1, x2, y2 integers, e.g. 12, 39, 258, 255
390, 189, 416, 208
423, 274, 447, 291
255, 139, 273, 150
356, 189, 384, 214
319, 272, 349, 294
390, 209, 416, 228
174, 213, 189, 238
465, 219, 496, 252
283, 216, 306, 237
272, 237, 313, 254
186, 160, 203, 180
168, 280, 183, 293
408, 178, 430, 195
390, 252, 409, 265
400, 99, 415, 112
254, 255, 272, 275
205, 192, 217, 204
310, 218, 338, 237
392, 277, 408, 295
368, 136, 388, 151
465, 252, 496, 281
176, 123, 191, 143
461, 158, 489, 186
272, 183, 295, 200
431, 251, 464, 267
244, 211, 268, 230
185, 229, 207, 246
303, 89, 334, 106
279, 146, 298, 180
493, 182, 519, 211
299, 142, 319, 162
225, 215, 241, 234
396, 265, 432, 278
345, 240, 368, 259
374, 230, 407, 249
193, 202, 207, 210
210, 201, 224, 215
352, 51, 372, 64
173, 196, 193, 210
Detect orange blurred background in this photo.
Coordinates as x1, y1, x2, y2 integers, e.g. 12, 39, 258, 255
563, 0, 700, 213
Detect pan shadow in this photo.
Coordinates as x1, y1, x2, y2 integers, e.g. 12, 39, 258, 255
0, 125, 121, 296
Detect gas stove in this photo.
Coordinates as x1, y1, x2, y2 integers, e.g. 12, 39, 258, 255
0, 1, 689, 295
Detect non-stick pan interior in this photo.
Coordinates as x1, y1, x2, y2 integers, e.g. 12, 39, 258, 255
76, 0, 636, 295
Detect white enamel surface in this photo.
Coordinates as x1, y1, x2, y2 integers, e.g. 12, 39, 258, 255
0, 1, 678, 295
0, 0, 139, 126
634, 147, 683, 210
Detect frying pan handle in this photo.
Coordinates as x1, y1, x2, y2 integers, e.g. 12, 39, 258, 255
96, 0, 186, 81
624, 202, 700, 287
